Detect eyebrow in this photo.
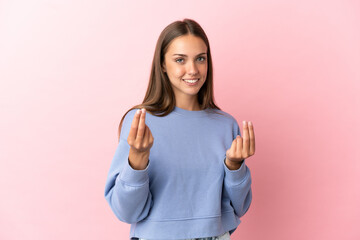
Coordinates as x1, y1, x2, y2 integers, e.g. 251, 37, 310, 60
172, 53, 207, 57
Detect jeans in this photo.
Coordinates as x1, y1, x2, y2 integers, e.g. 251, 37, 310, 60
138, 231, 231, 240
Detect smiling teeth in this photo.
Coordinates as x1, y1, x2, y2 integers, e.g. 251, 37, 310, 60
184, 79, 199, 83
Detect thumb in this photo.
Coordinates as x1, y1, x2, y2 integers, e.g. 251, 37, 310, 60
227, 137, 237, 157
230, 137, 237, 152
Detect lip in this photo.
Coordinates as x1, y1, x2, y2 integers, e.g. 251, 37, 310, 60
182, 78, 200, 86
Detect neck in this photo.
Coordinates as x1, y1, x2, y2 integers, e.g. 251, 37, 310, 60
175, 95, 201, 111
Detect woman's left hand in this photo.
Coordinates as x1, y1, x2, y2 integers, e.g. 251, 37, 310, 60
225, 121, 256, 170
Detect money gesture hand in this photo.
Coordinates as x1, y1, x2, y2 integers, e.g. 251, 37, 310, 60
225, 121, 255, 170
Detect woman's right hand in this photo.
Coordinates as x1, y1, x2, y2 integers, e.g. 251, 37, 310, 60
127, 108, 154, 170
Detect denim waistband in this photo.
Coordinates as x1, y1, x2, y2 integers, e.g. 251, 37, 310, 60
137, 231, 230, 240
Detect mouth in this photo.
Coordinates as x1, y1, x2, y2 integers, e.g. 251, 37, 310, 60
182, 78, 200, 84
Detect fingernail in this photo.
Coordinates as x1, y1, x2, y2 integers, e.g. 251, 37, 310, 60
136, 109, 140, 114
249, 121, 252, 126
243, 121, 246, 126
141, 108, 146, 113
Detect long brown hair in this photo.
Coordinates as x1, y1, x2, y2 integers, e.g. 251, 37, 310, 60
117, 18, 220, 141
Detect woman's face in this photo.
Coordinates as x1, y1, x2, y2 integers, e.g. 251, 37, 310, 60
162, 34, 208, 102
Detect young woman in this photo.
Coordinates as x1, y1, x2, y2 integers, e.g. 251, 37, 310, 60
104, 19, 255, 240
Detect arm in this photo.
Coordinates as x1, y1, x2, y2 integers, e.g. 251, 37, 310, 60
223, 158, 252, 218
223, 120, 255, 217
104, 109, 153, 223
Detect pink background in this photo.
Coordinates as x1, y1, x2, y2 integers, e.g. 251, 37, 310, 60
1, 0, 359, 239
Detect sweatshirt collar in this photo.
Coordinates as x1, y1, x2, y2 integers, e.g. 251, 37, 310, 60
172, 106, 212, 117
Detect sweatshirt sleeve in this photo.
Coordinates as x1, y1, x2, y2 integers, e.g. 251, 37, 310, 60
104, 110, 153, 224
223, 159, 252, 218
222, 119, 252, 218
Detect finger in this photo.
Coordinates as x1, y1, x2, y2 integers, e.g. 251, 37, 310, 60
236, 135, 243, 157
136, 108, 146, 140
148, 126, 154, 146
228, 137, 237, 158
242, 121, 250, 156
128, 109, 141, 142
142, 125, 149, 147
146, 126, 152, 146
249, 121, 255, 155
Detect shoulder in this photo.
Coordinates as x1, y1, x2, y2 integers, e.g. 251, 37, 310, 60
210, 109, 242, 137
207, 108, 239, 125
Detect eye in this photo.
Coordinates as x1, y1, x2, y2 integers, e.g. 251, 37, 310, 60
175, 58, 184, 63
197, 56, 206, 62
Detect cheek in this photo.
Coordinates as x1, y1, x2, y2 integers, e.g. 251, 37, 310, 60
200, 64, 208, 74
168, 65, 185, 78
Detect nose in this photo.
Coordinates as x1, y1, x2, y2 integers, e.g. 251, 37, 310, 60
187, 60, 199, 76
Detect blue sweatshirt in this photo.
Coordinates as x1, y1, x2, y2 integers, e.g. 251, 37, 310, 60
104, 106, 252, 240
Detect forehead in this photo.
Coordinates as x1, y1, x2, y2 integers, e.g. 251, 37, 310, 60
166, 34, 207, 54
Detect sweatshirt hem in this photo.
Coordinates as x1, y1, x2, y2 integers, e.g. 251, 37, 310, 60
129, 211, 240, 240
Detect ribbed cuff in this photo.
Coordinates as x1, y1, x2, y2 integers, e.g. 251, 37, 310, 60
118, 158, 150, 187
223, 158, 248, 185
